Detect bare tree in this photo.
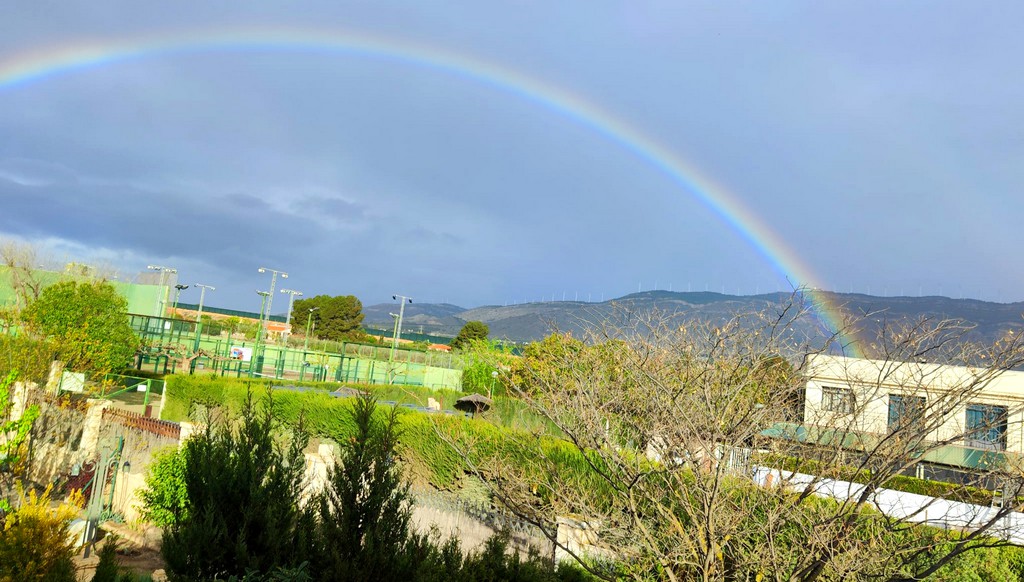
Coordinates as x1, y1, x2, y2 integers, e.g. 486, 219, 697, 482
1, 240, 46, 308
439, 293, 1024, 581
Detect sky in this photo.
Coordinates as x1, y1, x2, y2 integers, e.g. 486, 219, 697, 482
1, 2, 1022, 313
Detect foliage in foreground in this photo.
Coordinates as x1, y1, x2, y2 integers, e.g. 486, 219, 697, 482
461, 300, 1024, 581
159, 390, 309, 581
154, 351, 1024, 581
0, 370, 40, 511
137, 447, 188, 528
144, 388, 590, 581
0, 484, 83, 582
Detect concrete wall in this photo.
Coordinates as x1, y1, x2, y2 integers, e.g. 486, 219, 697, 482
301, 445, 550, 556
753, 465, 1024, 544
10, 382, 179, 526
97, 411, 180, 524
0, 266, 164, 317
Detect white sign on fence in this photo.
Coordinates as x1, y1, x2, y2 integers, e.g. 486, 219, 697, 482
59, 371, 86, 393
229, 346, 253, 362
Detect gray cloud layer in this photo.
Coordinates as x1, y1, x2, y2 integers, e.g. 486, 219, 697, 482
1, 2, 1022, 308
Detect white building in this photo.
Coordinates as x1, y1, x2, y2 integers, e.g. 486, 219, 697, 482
802, 354, 1024, 457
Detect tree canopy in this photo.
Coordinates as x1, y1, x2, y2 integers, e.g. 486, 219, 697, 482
21, 280, 139, 373
450, 321, 490, 351
292, 295, 366, 342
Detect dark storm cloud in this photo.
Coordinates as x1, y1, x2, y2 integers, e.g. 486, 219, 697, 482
0, 176, 323, 266
1, 1, 1023, 307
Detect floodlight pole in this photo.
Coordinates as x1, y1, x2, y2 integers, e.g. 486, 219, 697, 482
388, 312, 400, 383
391, 294, 413, 351
251, 290, 270, 377
172, 284, 189, 315
304, 307, 319, 352
280, 288, 303, 343
388, 295, 412, 382
194, 284, 216, 323
192, 284, 215, 354
257, 267, 287, 343
146, 265, 177, 317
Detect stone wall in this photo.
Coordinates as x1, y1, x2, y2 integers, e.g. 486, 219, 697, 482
9, 381, 180, 526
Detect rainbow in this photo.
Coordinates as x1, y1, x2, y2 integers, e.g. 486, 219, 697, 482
0, 26, 861, 355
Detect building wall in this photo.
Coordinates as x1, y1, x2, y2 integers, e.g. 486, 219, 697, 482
0, 266, 164, 317
803, 354, 1024, 454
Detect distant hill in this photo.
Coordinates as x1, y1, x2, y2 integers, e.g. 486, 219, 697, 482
364, 291, 1024, 347
362, 302, 468, 336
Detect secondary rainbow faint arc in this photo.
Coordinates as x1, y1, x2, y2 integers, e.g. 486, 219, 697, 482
0, 27, 861, 355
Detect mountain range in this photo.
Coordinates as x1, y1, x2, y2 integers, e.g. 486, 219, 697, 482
365, 291, 1024, 346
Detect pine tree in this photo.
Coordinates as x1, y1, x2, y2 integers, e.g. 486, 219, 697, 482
313, 394, 413, 581
160, 389, 309, 580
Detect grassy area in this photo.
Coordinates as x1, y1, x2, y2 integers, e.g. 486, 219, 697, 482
161, 374, 559, 434
161, 374, 592, 493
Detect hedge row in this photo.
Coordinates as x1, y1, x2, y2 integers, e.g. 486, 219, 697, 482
162, 374, 595, 492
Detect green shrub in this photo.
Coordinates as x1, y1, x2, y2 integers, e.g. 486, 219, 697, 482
162, 375, 598, 492
91, 537, 121, 582
159, 388, 310, 580
0, 335, 55, 384
0, 485, 82, 582
311, 394, 415, 580
138, 447, 188, 528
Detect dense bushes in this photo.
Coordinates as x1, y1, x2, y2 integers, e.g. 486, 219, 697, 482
0, 485, 82, 582
144, 389, 590, 581
0, 335, 55, 384
21, 280, 139, 374
160, 390, 308, 580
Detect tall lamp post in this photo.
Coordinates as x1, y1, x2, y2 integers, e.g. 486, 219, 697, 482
280, 288, 303, 343
192, 283, 215, 353
172, 284, 189, 315
388, 295, 412, 383
146, 265, 176, 317
390, 294, 413, 352
387, 312, 400, 383
251, 290, 270, 377
257, 267, 287, 343
194, 283, 216, 322
303, 307, 319, 352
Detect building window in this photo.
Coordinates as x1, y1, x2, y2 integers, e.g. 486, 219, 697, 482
888, 395, 926, 433
822, 386, 854, 414
965, 404, 1007, 451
